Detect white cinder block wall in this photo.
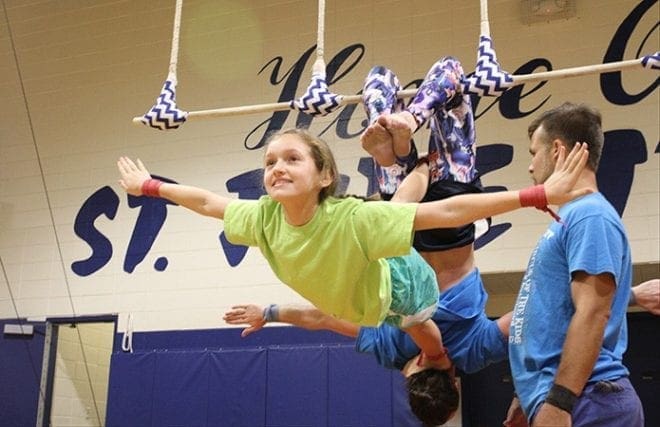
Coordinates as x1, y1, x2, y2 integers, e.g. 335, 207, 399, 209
0, 0, 658, 332
50, 322, 113, 427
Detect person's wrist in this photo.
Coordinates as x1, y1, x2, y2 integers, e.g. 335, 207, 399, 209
141, 178, 163, 197
544, 383, 578, 414
262, 304, 279, 322
519, 185, 563, 222
423, 346, 448, 361
519, 185, 547, 208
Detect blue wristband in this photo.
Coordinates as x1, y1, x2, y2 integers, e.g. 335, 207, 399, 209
263, 304, 279, 322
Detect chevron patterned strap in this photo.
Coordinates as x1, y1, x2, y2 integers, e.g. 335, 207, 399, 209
463, 35, 514, 97
641, 51, 660, 70
140, 80, 189, 130
290, 74, 344, 117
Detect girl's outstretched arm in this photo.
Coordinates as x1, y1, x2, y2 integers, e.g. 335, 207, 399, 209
413, 143, 590, 230
117, 156, 232, 219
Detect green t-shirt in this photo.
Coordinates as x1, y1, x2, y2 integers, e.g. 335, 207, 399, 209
223, 196, 418, 326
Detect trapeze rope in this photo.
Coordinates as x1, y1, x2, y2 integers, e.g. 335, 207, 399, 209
133, 0, 658, 128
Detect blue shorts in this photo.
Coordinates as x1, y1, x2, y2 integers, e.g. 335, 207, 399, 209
532, 377, 644, 427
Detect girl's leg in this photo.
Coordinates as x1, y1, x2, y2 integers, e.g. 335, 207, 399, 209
378, 57, 470, 179
360, 66, 408, 166
361, 66, 417, 197
407, 56, 465, 129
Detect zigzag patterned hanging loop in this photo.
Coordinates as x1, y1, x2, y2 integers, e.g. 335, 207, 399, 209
290, 73, 344, 117
462, 35, 514, 97
641, 51, 660, 70
140, 80, 189, 130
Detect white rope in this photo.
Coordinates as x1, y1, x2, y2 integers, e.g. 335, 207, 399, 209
311, 0, 326, 76
480, 0, 490, 37
316, 0, 325, 61
167, 0, 183, 83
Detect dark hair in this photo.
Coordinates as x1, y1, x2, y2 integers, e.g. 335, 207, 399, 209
527, 102, 603, 170
407, 368, 459, 426
265, 128, 340, 202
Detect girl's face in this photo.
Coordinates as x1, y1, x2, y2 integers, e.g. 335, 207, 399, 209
263, 134, 331, 203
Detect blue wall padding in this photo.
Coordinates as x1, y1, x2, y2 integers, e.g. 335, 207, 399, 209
208, 348, 268, 426
266, 346, 328, 426
327, 345, 394, 426
0, 320, 45, 427
152, 351, 211, 425
391, 373, 421, 427
106, 351, 156, 427
105, 336, 423, 426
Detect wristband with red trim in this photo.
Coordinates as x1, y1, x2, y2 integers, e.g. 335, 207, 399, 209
519, 185, 562, 222
141, 178, 163, 197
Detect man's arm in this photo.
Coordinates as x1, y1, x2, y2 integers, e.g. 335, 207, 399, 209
496, 311, 513, 337
223, 304, 360, 338
503, 395, 529, 427
532, 271, 616, 426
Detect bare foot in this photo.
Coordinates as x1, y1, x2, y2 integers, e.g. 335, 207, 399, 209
378, 112, 416, 158
360, 121, 396, 166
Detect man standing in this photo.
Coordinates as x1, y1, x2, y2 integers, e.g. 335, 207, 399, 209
507, 102, 644, 426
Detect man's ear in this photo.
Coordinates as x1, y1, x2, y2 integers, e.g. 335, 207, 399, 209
551, 139, 564, 160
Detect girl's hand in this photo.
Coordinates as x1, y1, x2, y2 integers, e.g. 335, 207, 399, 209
543, 143, 592, 205
117, 156, 152, 196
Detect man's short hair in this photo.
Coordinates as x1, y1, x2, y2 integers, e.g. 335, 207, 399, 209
407, 368, 459, 426
527, 102, 604, 170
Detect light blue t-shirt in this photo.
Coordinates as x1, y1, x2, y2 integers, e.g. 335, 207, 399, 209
355, 268, 507, 372
508, 193, 632, 419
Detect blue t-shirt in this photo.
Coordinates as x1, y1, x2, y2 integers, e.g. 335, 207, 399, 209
508, 193, 632, 419
355, 268, 507, 372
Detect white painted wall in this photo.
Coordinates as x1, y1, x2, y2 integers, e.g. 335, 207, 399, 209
0, 0, 657, 332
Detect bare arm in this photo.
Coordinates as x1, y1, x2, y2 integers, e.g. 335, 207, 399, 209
391, 161, 429, 203
629, 279, 660, 314
403, 319, 452, 370
117, 156, 232, 219
413, 143, 590, 231
496, 311, 514, 338
503, 396, 529, 427
223, 304, 360, 338
533, 271, 615, 426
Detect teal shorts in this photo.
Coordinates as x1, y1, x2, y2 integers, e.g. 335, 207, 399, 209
383, 248, 439, 328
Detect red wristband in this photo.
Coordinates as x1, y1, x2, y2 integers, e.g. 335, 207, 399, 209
417, 347, 448, 366
141, 179, 163, 197
520, 185, 562, 222
519, 185, 548, 208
